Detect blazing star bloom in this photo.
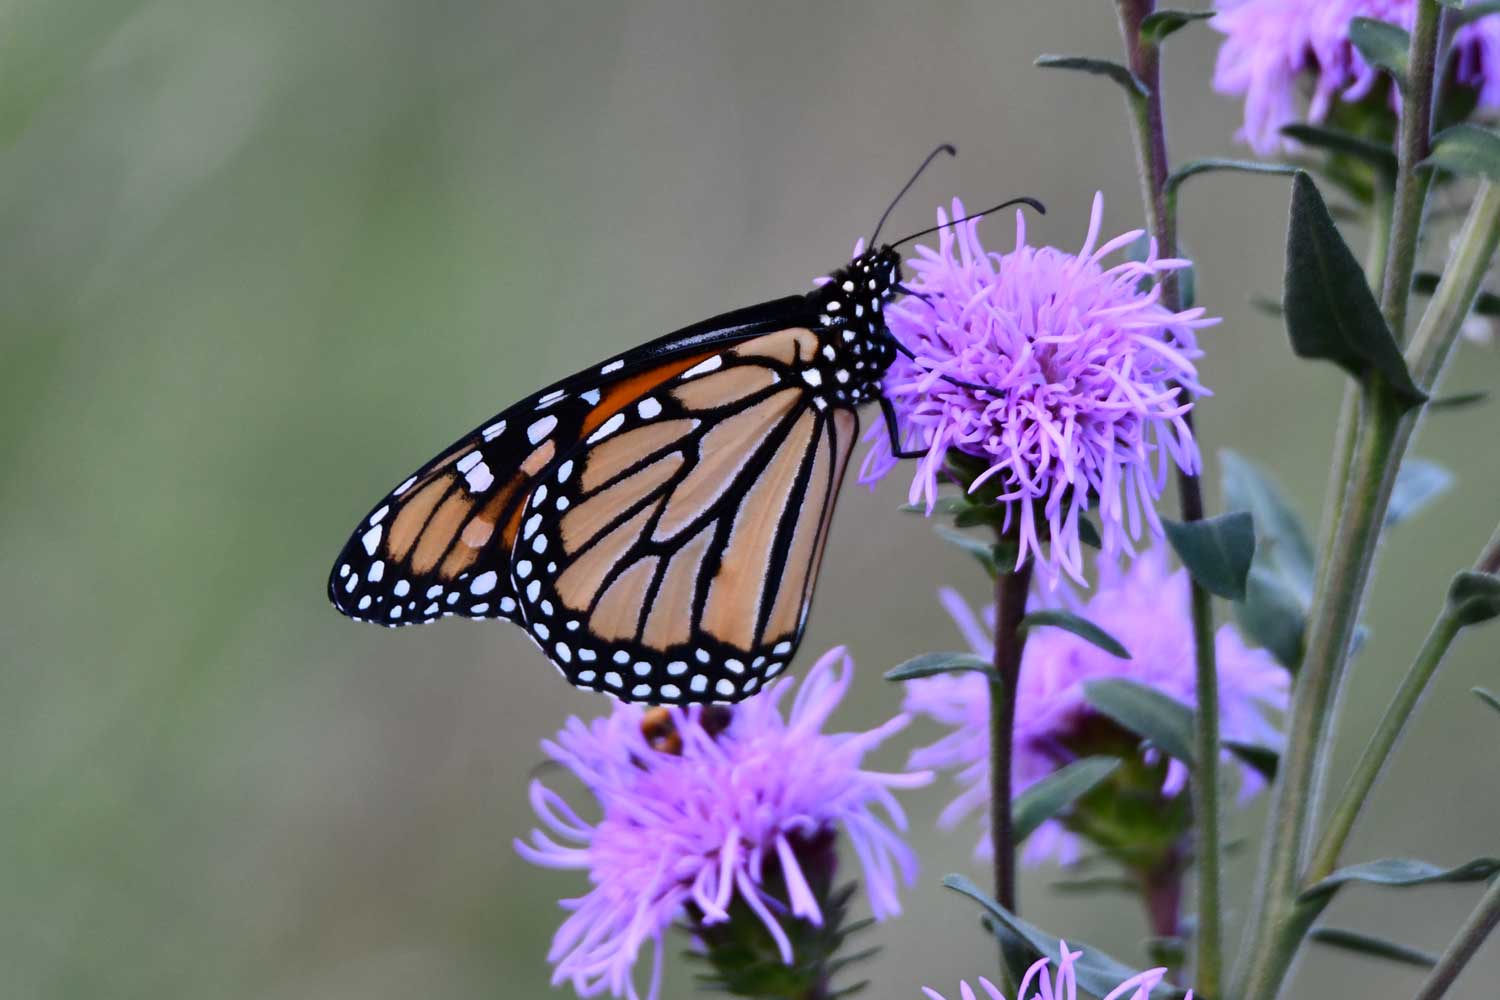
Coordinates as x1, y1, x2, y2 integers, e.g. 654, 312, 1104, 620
903, 547, 1288, 863
922, 942, 1187, 1000
1213, 0, 1500, 155
861, 195, 1213, 587
516, 647, 930, 1000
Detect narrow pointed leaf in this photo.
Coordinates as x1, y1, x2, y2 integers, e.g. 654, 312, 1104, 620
1220, 449, 1315, 583
1447, 571, 1500, 626
1428, 390, 1491, 410
1302, 857, 1500, 901
1224, 738, 1281, 781
1236, 565, 1307, 669
1013, 757, 1121, 843
1165, 158, 1297, 196
885, 651, 996, 683
1413, 272, 1500, 315
1349, 17, 1411, 91
1385, 459, 1453, 527
1280, 123, 1398, 175
1421, 124, 1500, 181
1050, 876, 1139, 895
1308, 926, 1437, 968
942, 875, 1186, 999
1020, 610, 1132, 659
1140, 9, 1214, 44
1163, 511, 1256, 601
1473, 687, 1500, 715
1283, 172, 1428, 407
1034, 55, 1149, 100
934, 527, 999, 577
1083, 678, 1196, 765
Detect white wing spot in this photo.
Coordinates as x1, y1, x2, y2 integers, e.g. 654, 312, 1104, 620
601, 360, 625, 375
389, 606, 403, 619
773, 641, 793, 655
344, 574, 358, 592
715, 678, 735, 697
524, 513, 543, 539
470, 571, 498, 595
465, 462, 494, 492
526, 580, 541, 601
500, 596, 517, 612
424, 602, 439, 614
532, 534, 548, 554
604, 671, 623, 689
528, 415, 558, 444
369, 505, 389, 526
538, 388, 566, 405
534, 623, 550, 640
482, 420, 507, 441
637, 397, 662, 419
613, 650, 630, 664
361, 525, 382, 556
556, 497, 570, 511
339, 564, 350, 578
557, 460, 575, 483
695, 648, 710, 663
394, 580, 410, 597
457, 451, 483, 473
632, 684, 652, 699
690, 674, 708, 694
426, 585, 443, 599
588, 413, 625, 443
578, 648, 597, 662
368, 560, 385, 582
682, 356, 722, 378
447, 592, 460, 605
393, 475, 417, 496
725, 658, 745, 675
576, 669, 596, 683
581, 389, 601, 405
802, 369, 823, 387
471, 603, 489, 614
555, 643, 572, 663
633, 661, 651, 677
358, 595, 372, 610
516, 560, 533, 578
666, 660, 688, 676
822, 345, 836, 360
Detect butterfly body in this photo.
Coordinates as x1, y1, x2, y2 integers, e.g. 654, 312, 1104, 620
328, 246, 904, 704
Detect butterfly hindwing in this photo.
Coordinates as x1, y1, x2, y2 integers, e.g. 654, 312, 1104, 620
327, 298, 810, 627
510, 327, 860, 703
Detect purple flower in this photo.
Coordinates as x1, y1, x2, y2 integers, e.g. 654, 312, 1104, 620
861, 195, 1213, 587
903, 547, 1288, 864
1212, 0, 1500, 155
922, 942, 1187, 1000
516, 647, 931, 1000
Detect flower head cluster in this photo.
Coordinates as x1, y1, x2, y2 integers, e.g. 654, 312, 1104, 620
1213, 0, 1500, 154
904, 547, 1288, 863
516, 648, 931, 1000
923, 943, 1186, 1000
861, 195, 1213, 586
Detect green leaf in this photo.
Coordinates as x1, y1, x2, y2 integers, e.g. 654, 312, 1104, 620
1162, 511, 1256, 601
1013, 757, 1121, 843
1140, 9, 1214, 44
1428, 390, 1491, 410
1413, 271, 1500, 315
900, 496, 968, 515
884, 651, 996, 683
1302, 857, 1500, 901
1385, 458, 1453, 527
1457, 1, 1500, 27
1473, 687, 1500, 715
942, 875, 1187, 999
1224, 738, 1280, 781
1349, 17, 1411, 91
1237, 565, 1308, 670
1165, 158, 1298, 197
1020, 610, 1132, 659
1082, 678, 1196, 765
934, 527, 999, 578
1077, 514, 1103, 549
1308, 926, 1437, 968
1280, 123, 1398, 175
1034, 55, 1149, 100
953, 506, 1002, 529
1283, 172, 1428, 408
1220, 450, 1315, 584
1421, 124, 1500, 181
1447, 571, 1500, 626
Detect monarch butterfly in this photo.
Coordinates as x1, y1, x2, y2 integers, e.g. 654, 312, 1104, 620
328, 146, 1041, 704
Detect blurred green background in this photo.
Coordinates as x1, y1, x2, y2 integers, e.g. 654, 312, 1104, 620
4, 2, 1498, 998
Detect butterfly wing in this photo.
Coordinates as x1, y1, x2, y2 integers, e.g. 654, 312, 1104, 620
327, 297, 810, 627
510, 326, 860, 704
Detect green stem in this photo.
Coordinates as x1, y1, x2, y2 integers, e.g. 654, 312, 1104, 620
1407, 181, 1500, 380
1305, 608, 1461, 883
1380, 0, 1443, 342
1411, 878, 1500, 1000
1110, 4, 1223, 992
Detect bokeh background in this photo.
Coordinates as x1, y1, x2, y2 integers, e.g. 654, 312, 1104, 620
5, 2, 1498, 998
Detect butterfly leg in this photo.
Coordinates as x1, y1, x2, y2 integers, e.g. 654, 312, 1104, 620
879, 396, 930, 460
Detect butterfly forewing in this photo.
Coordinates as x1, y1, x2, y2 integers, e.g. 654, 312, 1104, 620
327, 298, 809, 627
511, 327, 860, 704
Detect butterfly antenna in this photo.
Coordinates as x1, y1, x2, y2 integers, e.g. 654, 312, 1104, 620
869, 143, 957, 248
890, 195, 1047, 248
885, 334, 996, 395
